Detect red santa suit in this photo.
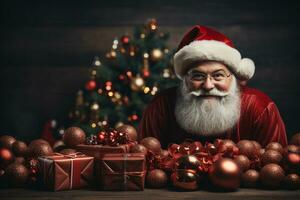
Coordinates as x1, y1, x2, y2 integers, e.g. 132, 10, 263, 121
138, 85, 287, 148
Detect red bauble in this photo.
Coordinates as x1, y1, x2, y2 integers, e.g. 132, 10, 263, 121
63, 127, 86, 148
14, 157, 25, 165
218, 139, 236, 152
52, 140, 66, 152
168, 143, 181, 160
159, 157, 175, 174
259, 148, 265, 157
29, 139, 50, 146
286, 152, 300, 167
207, 143, 218, 155
0, 135, 16, 150
234, 155, 250, 172
284, 174, 300, 190
171, 169, 199, 191
260, 163, 285, 189
160, 149, 170, 158
28, 142, 53, 158
142, 68, 150, 77
252, 141, 262, 152
59, 148, 77, 155
130, 144, 148, 154
261, 150, 283, 166
5, 163, 29, 187
189, 141, 203, 154
116, 124, 138, 141
176, 155, 200, 171
241, 169, 259, 188
85, 80, 97, 91
140, 137, 161, 154
266, 142, 284, 155
209, 158, 240, 190
121, 35, 130, 44
237, 140, 258, 159
0, 148, 14, 166
290, 133, 300, 146
146, 169, 168, 189
12, 141, 28, 157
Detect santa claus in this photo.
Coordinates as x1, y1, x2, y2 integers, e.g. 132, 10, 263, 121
138, 25, 287, 148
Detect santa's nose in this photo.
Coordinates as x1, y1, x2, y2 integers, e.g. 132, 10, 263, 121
202, 78, 215, 91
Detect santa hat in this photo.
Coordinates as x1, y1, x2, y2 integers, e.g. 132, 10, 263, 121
174, 25, 255, 80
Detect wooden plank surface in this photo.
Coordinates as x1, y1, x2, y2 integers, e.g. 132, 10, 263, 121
0, 188, 299, 200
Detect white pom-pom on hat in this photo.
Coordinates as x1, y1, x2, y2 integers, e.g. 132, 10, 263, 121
236, 58, 255, 80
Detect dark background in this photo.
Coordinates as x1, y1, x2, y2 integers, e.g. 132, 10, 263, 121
0, 0, 299, 141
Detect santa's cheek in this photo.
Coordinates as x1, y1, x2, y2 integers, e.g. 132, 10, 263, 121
190, 81, 202, 90
215, 83, 231, 92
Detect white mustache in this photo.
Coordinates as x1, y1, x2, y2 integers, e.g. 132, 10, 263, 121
190, 88, 229, 97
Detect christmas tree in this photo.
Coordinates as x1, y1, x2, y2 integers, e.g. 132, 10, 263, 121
68, 19, 178, 135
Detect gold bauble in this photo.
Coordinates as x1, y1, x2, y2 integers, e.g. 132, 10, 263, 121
150, 49, 163, 61
130, 74, 145, 91
146, 18, 158, 31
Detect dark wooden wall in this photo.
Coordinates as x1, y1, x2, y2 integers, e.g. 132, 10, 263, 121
0, 0, 299, 141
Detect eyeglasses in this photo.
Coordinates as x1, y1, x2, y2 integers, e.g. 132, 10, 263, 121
187, 70, 231, 82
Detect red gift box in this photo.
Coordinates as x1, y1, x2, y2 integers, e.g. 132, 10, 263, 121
38, 153, 94, 191
95, 153, 146, 191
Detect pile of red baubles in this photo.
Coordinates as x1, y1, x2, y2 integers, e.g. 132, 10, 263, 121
135, 133, 300, 191
1, 128, 300, 191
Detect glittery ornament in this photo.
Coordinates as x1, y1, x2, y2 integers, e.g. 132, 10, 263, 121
140, 137, 161, 154
209, 158, 240, 190
146, 169, 168, 189
0, 135, 16, 150
12, 141, 28, 157
63, 127, 86, 148
260, 163, 285, 189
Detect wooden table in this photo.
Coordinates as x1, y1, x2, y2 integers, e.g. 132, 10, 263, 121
0, 188, 299, 200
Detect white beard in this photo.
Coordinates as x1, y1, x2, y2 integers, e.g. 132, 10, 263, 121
174, 77, 241, 136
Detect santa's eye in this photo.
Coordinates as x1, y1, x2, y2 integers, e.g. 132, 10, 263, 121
212, 73, 226, 80
191, 73, 206, 81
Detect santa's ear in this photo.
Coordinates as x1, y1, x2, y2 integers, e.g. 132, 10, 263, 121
238, 80, 248, 86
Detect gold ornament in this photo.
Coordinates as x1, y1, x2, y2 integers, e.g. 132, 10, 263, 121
146, 18, 158, 32
75, 90, 84, 106
130, 74, 145, 91
151, 86, 159, 96
143, 87, 150, 94
90, 102, 99, 111
93, 56, 101, 66
142, 52, 150, 77
106, 50, 117, 59
112, 38, 119, 49
163, 69, 171, 78
115, 121, 124, 129
140, 33, 146, 39
150, 48, 163, 62
90, 102, 100, 123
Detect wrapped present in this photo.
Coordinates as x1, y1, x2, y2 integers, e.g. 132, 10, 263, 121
76, 142, 136, 159
38, 153, 94, 191
96, 153, 146, 191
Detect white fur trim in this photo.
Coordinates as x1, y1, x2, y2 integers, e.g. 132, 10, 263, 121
174, 40, 255, 80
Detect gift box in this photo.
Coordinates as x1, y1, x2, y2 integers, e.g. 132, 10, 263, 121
95, 153, 146, 191
38, 153, 94, 191
76, 142, 136, 159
